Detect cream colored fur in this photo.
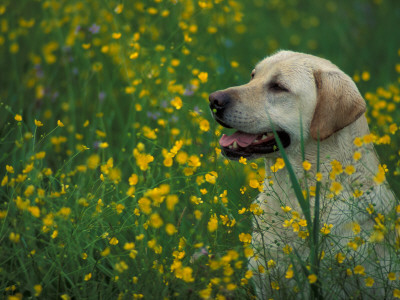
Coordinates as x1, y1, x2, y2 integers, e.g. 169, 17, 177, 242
212, 50, 397, 299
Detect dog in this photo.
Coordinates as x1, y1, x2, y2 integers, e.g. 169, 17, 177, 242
209, 50, 397, 299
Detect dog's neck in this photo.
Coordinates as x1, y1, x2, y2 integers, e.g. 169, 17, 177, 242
262, 116, 395, 218
265, 116, 374, 177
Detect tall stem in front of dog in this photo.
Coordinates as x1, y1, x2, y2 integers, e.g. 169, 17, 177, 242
269, 114, 323, 299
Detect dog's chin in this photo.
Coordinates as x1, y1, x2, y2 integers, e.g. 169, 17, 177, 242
219, 130, 291, 161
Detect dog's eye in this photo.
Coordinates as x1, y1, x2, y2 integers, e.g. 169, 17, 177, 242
269, 82, 289, 92
250, 70, 255, 80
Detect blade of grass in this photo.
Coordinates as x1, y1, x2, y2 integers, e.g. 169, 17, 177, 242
266, 115, 312, 231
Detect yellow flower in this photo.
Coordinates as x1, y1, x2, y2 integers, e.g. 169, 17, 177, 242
285, 265, 294, 279
231, 61, 239, 68
308, 274, 317, 284
9, 232, 20, 243
171, 59, 180, 67
361, 71, 370, 81
282, 244, 292, 254
138, 197, 152, 214
281, 206, 292, 213
133, 149, 154, 171
108, 168, 121, 184
170, 96, 182, 110
187, 155, 201, 168
58, 207, 71, 217
243, 247, 254, 258
109, 237, 119, 245
239, 156, 247, 165
238, 207, 246, 214
176, 151, 188, 164
115, 204, 125, 214
389, 123, 398, 134
394, 289, 400, 298
112, 32, 121, 39
335, 252, 345, 264
275, 158, 285, 169
198, 72, 208, 83
50, 230, 58, 239
181, 267, 195, 282
28, 206, 40, 218
320, 223, 333, 235
6, 165, 14, 173
165, 223, 177, 235
330, 160, 343, 175
353, 265, 365, 275
353, 137, 363, 147
365, 277, 374, 287
388, 272, 396, 281
244, 270, 253, 279
1, 175, 8, 186
267, 259, 276, 268
373, 164, 386, 184
302, 160, 311, 171
123, 242, 135, 251
57, 120, 64, 127
142, 126, 157, 139
34, 284, 42, 296
114, 4, 123, 13
257, 265, 265, 274
238, 232, 252, 244
129, 174, 138, 186
345, 165, 355, 175
149, 213, 164, 228
147, 7, 158, 15
199, 287, 212, 299
271, 281, 279, 290
34, 119, 43, 127
84, 273, 92, 281
298, 219, 307, 227
199, 119, 210, 132
207, 214, 218, 232
194, 210, 202, 220
330, 181, 342, 195
166, 194, 179, 211
15, 114, 22, 121
0, 211, 7, 219
205, 172, 217, 184
353, 151, 362, 161
352, 222, 361, 234
87, 154, 100, 169
315, 172, 322, 181
249, 179, 260, 189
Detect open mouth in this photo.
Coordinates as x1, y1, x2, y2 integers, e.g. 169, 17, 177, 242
219, 130, 291, 160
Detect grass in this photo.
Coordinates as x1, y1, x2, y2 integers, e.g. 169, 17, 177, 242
0, 0, 400, 299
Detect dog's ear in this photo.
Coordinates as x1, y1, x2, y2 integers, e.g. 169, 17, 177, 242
310, 70, 366, 141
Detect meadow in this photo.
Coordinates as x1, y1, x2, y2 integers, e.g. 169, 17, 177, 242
0, 0, 400, 299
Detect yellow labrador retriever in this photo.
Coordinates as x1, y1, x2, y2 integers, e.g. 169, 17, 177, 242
209, 50, 396, 298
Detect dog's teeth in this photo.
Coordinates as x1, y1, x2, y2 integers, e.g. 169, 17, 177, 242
262, 135, 268, 140
233, 141, 238, 149
228, 145, 233, 149
253, 139, 259, 144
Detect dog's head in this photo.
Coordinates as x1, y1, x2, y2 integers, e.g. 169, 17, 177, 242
209, 50, 366, 160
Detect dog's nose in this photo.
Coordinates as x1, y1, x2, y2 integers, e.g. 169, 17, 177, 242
209, 91, 231, 114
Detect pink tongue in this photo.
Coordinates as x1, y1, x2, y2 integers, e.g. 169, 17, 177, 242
219, 131, 259, 147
